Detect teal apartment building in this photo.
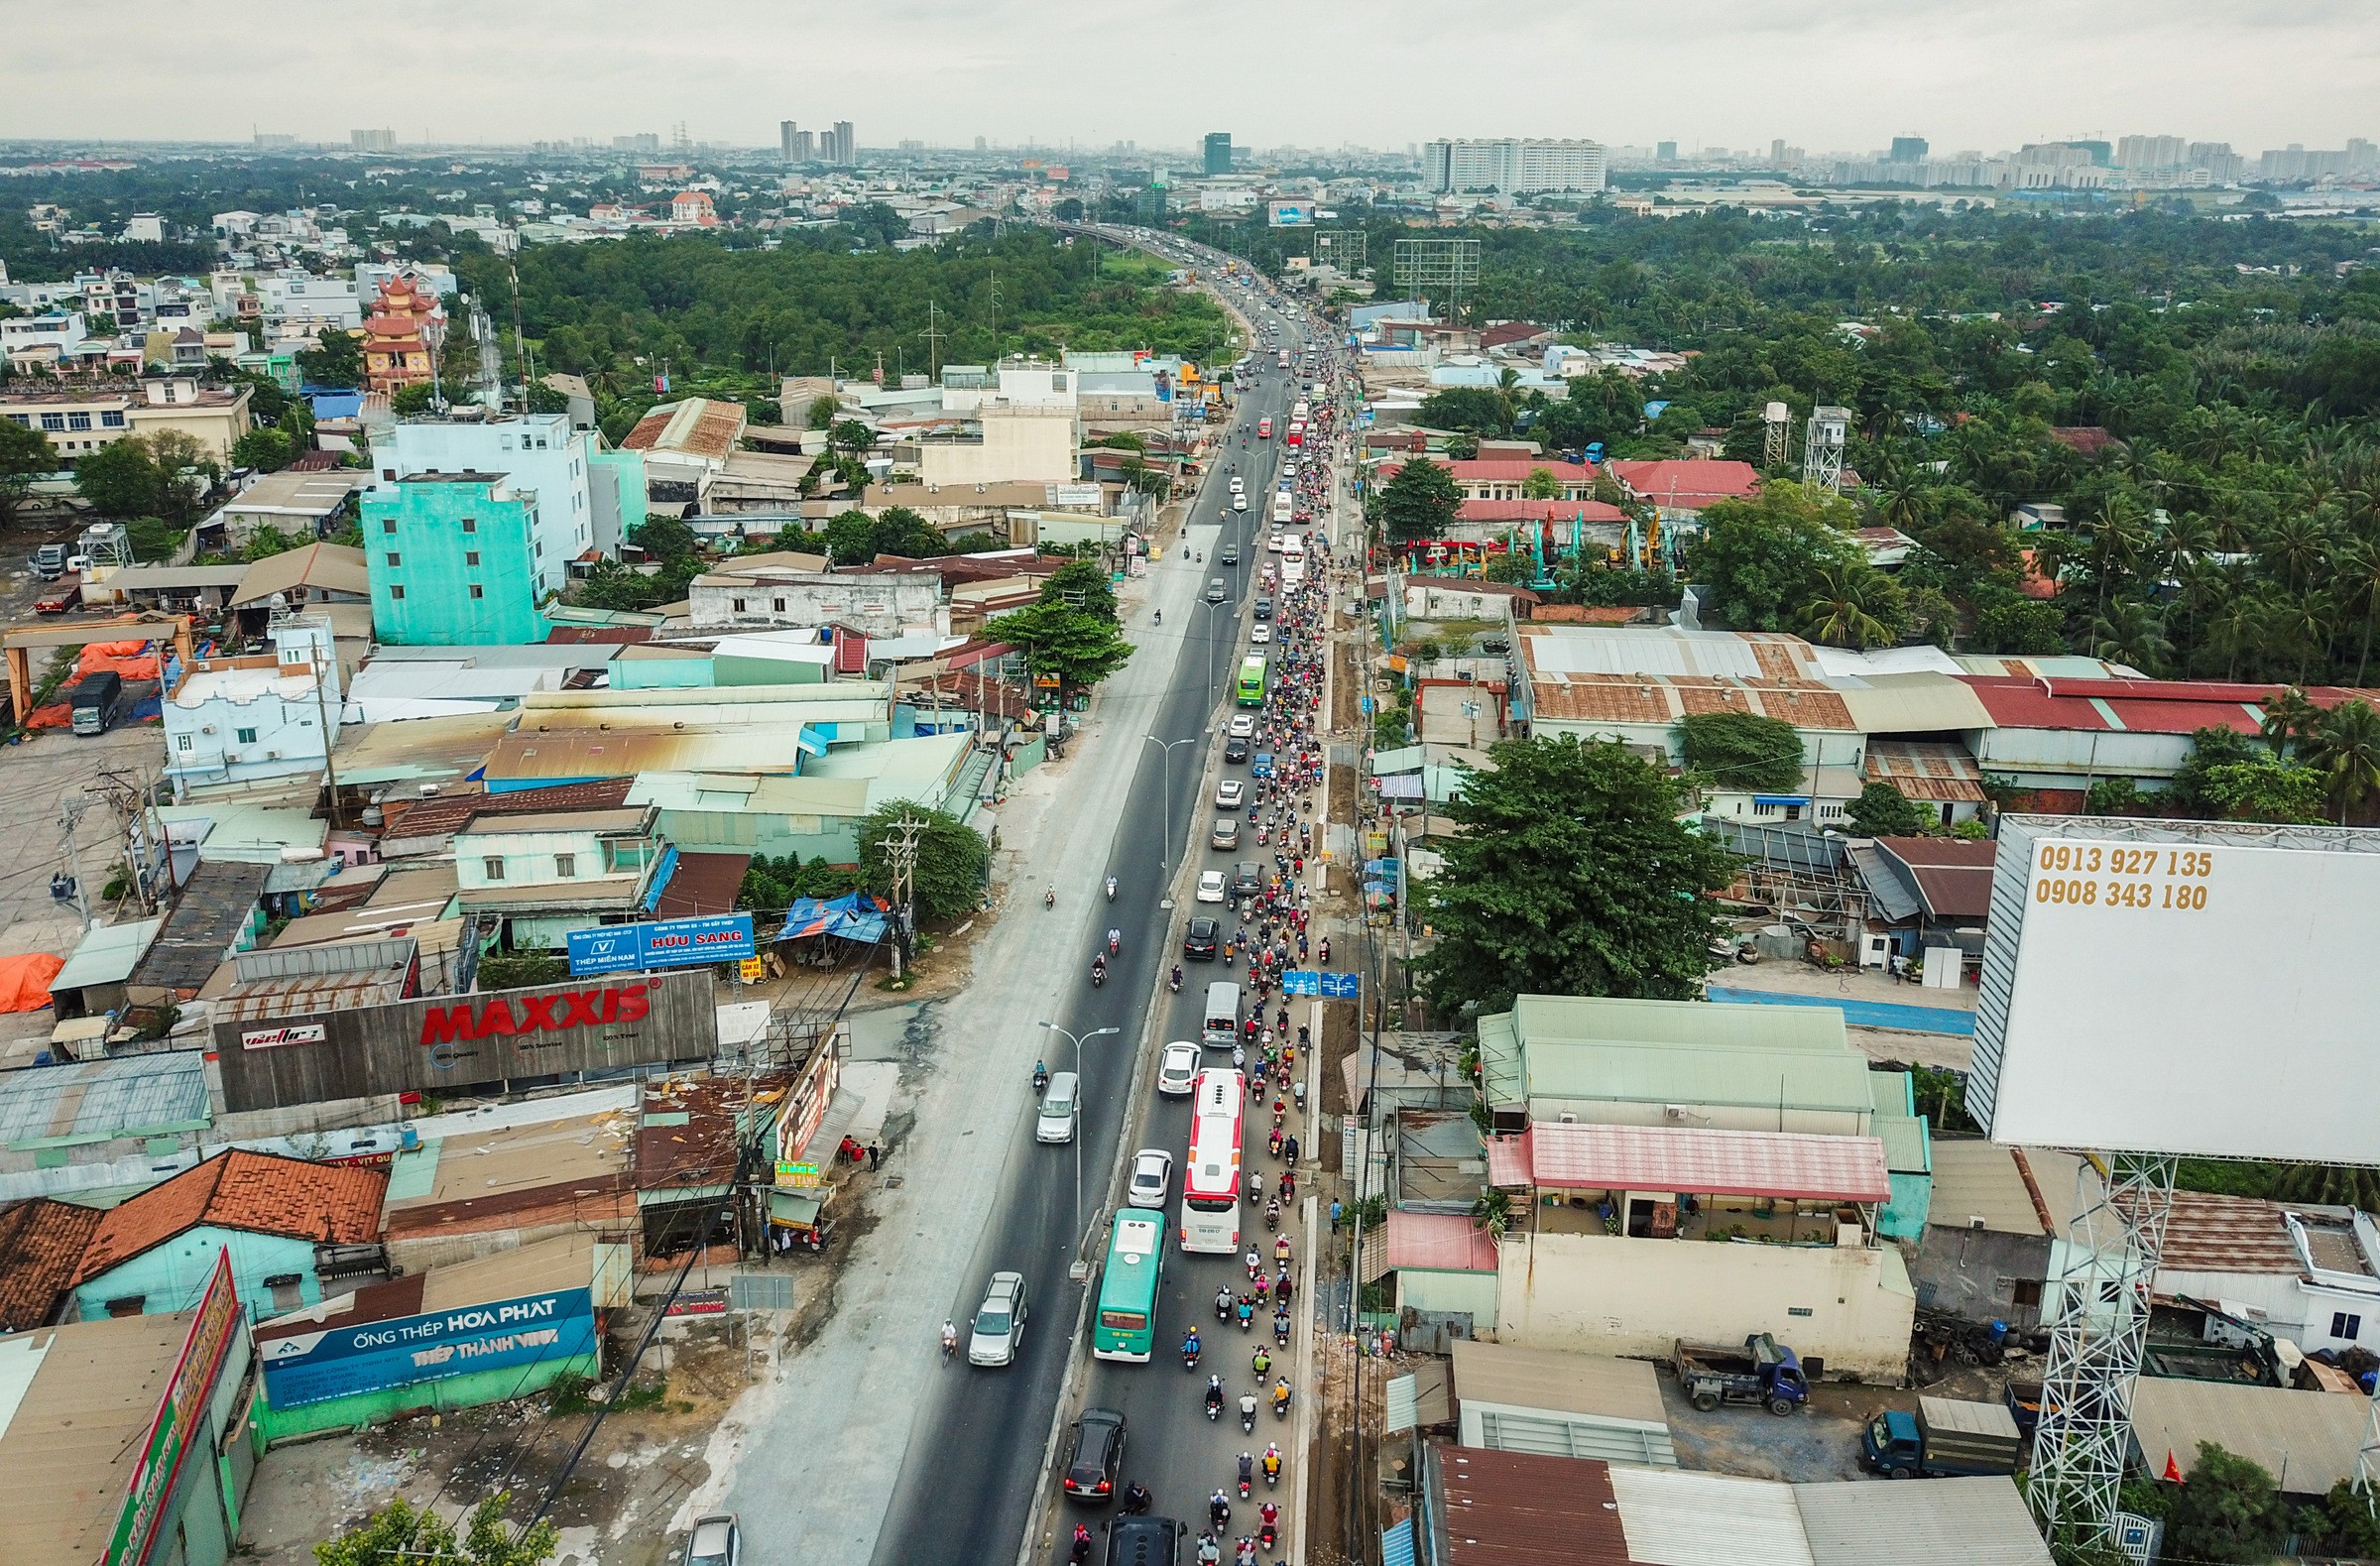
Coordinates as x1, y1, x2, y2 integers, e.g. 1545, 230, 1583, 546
362, 471, 555, 645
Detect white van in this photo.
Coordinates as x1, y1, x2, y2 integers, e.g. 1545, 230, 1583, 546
1035, 1072, 1080, 1144
1201, 982, 1241, 1049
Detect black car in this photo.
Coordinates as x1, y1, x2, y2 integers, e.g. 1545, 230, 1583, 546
1220, 543, 1240, 566
1253, 597, 1273, 621
1223, 736, 1250, 764
1062, 1406, 1128, 1503
1182, 917, 1220, 960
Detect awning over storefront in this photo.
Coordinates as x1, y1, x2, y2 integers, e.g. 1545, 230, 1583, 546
767, 1191, 823, 1229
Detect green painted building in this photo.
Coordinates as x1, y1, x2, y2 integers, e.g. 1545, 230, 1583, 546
362, 471, 554, 645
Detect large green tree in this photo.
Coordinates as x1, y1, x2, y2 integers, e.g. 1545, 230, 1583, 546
2162, 1443, 2288, 1566
1673, 710, 1805, 793
858, 802, 990, 923
1845, 782, 1932, 838
0, 416, 57, 529
988, 600, 1133, 690
1685, 483, 1865, 633
296, 327, 362, 389
1374, 457, 1464, 544
1415, 735, 1739, 1016
75, 431, 217, 530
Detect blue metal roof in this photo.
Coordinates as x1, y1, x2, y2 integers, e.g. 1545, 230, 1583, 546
0, 1052, 210, 1146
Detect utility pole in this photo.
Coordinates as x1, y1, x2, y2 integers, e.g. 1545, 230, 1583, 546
987, 272, 1002, 362
56, 796, 95, 930
919, 300, 945, 381
883, 813, 925, 981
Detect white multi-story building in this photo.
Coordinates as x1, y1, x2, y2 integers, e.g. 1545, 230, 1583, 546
1423, 138, 1607, 195
369, 412, 625, 559
2116, 134, 2189, 171
163, 615, 340, 792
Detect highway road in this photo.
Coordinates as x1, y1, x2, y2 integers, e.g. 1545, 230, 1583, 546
872, 255, 1322, 1566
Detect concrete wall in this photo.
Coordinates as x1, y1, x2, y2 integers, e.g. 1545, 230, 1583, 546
73, 1226, 323, 1321
257, 1349, 598, 1442
1495, 1230, 1917, 1382
1910, 1225, 2051, 1331
1397, 1266, 1499, 1324
916, 407, 1077, 488
688, 571, 944, 638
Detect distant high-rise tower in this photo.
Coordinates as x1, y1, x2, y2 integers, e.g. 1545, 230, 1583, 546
975, 135, 988, 153
780, 120, 801, 165
833, 120, 857, 166
1770, 138, 1787, 167
352, 128, 396, 152
1888, 135, 1930, 164
1656, 141, 1678, 163
1203, 132, 1233, 178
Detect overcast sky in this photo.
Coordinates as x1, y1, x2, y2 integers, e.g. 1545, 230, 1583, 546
7, 0, 2376, 157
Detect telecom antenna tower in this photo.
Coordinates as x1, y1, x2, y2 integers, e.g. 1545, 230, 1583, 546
1804, 404, 1848, 492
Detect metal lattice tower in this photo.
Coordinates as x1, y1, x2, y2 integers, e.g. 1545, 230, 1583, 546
1316, 230, 1367, 271
1803, 404, 1849, 492
1391, 237, 1480, 323
2028, 1150, 2178, 1554
1762, 401, 1792, 469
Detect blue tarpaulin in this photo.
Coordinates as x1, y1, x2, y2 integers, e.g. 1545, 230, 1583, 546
776, 891, 891, 944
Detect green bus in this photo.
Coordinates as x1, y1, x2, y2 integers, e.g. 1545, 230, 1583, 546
1235, 654, 1268, 707
1093, 1210, 1167, 1363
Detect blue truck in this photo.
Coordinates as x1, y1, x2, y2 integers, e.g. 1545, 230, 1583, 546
1674, 1334, 1809, 1416
1860, 1397, 2024, 1479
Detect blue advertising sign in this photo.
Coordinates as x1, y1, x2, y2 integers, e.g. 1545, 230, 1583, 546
1281, 970, 1361, 998
258, 1286, 596, 1409
567, 912, 756, 977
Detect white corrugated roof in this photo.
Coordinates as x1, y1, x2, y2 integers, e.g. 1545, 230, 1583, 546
1792, 1476, 2051, 1566
1610, 1465, 1814, 1566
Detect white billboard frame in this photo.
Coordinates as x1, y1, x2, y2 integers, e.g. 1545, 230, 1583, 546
1972, 814, 2380, 1163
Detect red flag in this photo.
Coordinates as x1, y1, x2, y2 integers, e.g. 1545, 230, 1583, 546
2164, 1450, 2183, 1483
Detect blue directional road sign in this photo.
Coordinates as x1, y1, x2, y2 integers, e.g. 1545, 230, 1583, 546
1281, 970, 1361, 998
567, 912, 756, 977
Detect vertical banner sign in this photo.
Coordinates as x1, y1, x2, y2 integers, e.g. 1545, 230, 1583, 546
108, 1251, 240, 1566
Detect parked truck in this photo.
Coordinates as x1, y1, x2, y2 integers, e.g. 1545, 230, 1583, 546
1674, 1333, 1809, 1415
1860, 1396, 2024, 1480
34, 573, 81, 614
68, 670, 123, 737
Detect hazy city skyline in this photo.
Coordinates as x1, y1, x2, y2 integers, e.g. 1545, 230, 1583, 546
4, 0, 2376, 156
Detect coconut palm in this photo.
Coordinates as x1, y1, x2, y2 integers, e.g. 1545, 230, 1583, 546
1799, 562, 1899, 651
2258, 686, 2324, 757
2086, 600, 2173, 676
2306, 698, 2380, 824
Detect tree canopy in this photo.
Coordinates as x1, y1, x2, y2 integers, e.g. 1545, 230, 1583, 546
857, 803, 989, 923
1674, 710, 1806, 793
1373, 457, 1464, 544
314, 1496, 555, 1566
1414, 735, 1739, 1017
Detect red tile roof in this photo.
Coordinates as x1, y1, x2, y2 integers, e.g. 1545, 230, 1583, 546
0, 1199, 104, 1332
1607, 458, 1762, 510
1958, 676, 2380, 737
2161, 1191, 2300, 1274
1457, 498, 1628, 524
74, 1150, 388, 1281
654, 851, 752, 919
1380, 459, 1598, 486
1431, 1445, 1636, 1566
1491, 1123, 1892, 1202
1476, 320, 1552, 349
1874, 837, 1997, 920
383, 779, 636, 845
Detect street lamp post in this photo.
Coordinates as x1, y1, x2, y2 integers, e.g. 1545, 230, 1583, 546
1141, 732, 1205, 891
1039, 1021, 1121, 1267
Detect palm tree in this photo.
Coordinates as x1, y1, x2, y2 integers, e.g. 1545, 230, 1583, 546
2262, 513, 2332, 595
1799, 562, 1898, 650
2306, 698, 2380, 824
2087, 600, 2173, 675
2257, 686, 2323, 756
2338, 541, 2380, 686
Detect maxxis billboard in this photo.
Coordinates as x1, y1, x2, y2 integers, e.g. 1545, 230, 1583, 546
1972, 815, 2380, 1162
213, 969, 717, 1112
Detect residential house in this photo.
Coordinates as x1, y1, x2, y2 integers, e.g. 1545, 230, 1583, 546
2146, 1190, 2380, 1358
371, 411, 644, 559
621, 397, 748, 500
1862, 737, 1988, 825
163, 614, 341, 790
1845, 836, 1997, 970
204, 469, 367, 551
453, 801, 673, 950
68, 1148, 387, 1320
1607, 457, 1763, 522
363, 471, 561, 645
0, 371, 254, 461
0, 1200, 106, 1333
229, 541, 373, 623
687, 565, 947, 638
1378, 457, 1599, 502
1910, 1141, 2061, 1332
914, 403, 1080, 488
1468, 994, 1923, 1380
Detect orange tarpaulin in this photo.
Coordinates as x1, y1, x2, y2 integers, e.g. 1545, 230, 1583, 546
0, 952, 64, 1013
22, 703, 72, 729
75, 640, 162, 681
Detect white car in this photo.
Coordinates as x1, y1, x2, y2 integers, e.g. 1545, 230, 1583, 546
685, 1514, 741, 1566
967, 1271, 1028, 1367
1157, 1040, 1201, 1096
1234, 495, 1249, 512
1196, 870, 1227, 903
1268, 534, 1286, 552
1216, 779, 1245, 807
1228, 714, 1256, 738
1127, 1148, 1174, 1210
1250, 623, 1273, 645
1230, 477, 1246, 495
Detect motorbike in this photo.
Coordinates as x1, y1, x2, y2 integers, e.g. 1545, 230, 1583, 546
1237, 1297, 1254, 1331
1240, 1396, 1258, 1435
1258, 1520, 1278, 1553
1205, 1382, 1225, 1422
1105, 876, 1118, 902
1108, 929, 1121, 955
1091, 958, 1107, 989
1238, 1455, 1253, 1500
1267, 1128, 1283, 1158
1262, 1446, 1282, 1488
1273, 1384, 1292, 1418
1183, 1336, 1201, 1371
1123, 1483, 1153, 1515
1275, 1314, 1291, 1347
1045, 888, 1056, 909
1032, 1061, 1049, 1094
1210, 1496, 1232, 1532
1169, 968, 1182, 994
1215, 1287, 1233, 1322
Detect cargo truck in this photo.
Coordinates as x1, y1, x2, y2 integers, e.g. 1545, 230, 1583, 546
1860, 1396, 2024, 1479
1674, 1334, 1809, 1415
69, 670, 124, 737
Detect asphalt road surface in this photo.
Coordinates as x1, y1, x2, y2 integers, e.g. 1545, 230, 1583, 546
872, 274, 1315, 1566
